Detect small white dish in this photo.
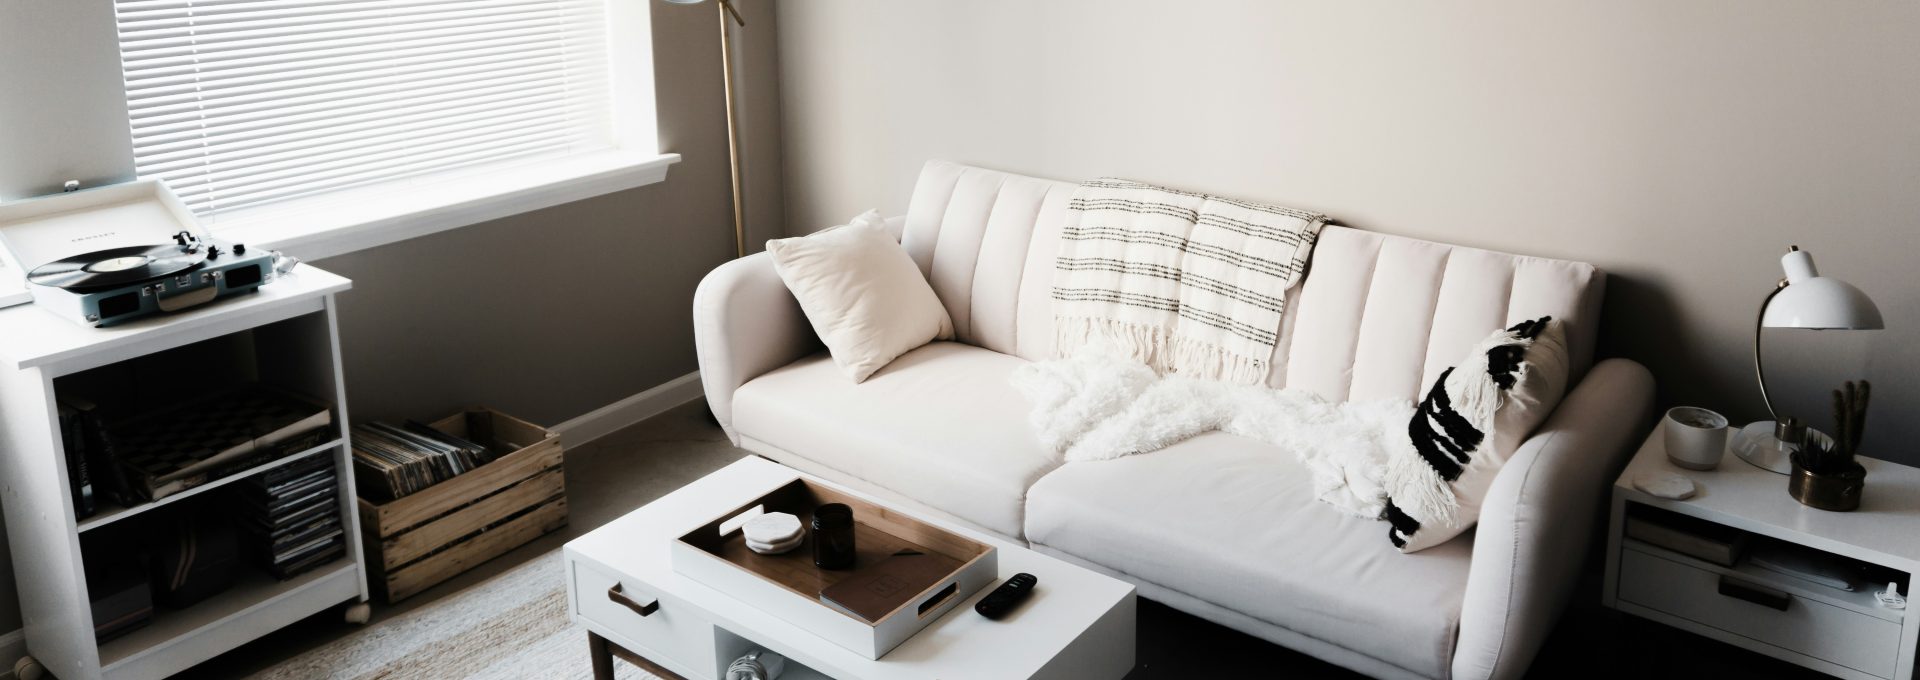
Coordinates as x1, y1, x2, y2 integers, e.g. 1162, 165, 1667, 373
1633, 472, 1698, 500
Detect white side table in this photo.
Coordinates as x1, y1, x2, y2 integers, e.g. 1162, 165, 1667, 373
1602, 422, 1920, 680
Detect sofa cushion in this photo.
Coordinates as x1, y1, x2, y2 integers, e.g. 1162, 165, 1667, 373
732, 342, 1062, 538
765, 210, 954, 383
1024, 432, 1472, 678
1388, 317, 1571, 553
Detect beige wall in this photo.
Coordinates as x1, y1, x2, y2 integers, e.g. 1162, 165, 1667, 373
777, 0, 1920, 463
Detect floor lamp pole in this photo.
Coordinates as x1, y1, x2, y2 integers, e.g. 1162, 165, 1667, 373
717, 0, 746, 258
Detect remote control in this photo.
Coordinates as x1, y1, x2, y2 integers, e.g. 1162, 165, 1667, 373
975, 572, 1037, 620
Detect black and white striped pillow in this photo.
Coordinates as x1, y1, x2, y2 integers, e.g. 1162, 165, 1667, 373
1384, 316, 1568, 553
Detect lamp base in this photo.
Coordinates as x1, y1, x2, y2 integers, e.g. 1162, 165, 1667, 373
1732, 420, 1796, 474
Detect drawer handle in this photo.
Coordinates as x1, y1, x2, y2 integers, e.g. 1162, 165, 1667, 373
1717, 576, 1790, 611
608, 583, 659, 617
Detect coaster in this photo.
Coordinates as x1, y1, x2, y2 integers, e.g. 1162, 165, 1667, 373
743, 512, 803, 544
1633, 472, 1697, 500
747, 534, 804, 555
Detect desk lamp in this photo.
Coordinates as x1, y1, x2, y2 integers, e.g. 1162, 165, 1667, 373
1736, 246, 1884, 473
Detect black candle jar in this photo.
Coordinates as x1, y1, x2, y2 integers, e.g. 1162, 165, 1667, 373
811, 503, 856, 570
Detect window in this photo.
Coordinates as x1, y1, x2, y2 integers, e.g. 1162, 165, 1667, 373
115, 0, 613, 219
110, 0, 663, 233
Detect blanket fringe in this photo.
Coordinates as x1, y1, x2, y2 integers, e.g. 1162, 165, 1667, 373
1169, 335, 1268, 385
1056, 316, 1268, 385
1055, 316, 1167, 365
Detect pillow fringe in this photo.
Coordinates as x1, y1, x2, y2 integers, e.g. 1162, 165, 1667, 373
1385, 441, 1461, 529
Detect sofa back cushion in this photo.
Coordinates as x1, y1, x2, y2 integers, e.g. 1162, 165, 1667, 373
902, 160, 1080, 360
1281, 228, 1603, 402
900, 160, 1603, 402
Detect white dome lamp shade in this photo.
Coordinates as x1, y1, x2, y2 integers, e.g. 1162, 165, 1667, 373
1736, 246, 1885, 473
1761, 249, 1885, 330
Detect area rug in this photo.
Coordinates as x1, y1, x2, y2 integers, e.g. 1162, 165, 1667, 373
250, 552, 659, 680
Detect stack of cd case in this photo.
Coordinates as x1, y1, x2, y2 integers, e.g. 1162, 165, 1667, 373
238, 455, 345, 580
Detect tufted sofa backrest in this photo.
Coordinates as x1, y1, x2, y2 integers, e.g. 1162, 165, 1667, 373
899, 160, 1604, 401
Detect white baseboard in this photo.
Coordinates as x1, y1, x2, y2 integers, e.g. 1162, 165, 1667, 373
0, 627, 25, 679
551, 371, 704, 448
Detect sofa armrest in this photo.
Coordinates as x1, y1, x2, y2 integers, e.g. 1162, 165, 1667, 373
1451, 358, 1655, 680
693, 252, 821, 440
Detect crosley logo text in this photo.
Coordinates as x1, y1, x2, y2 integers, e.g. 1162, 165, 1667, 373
69, 232, 117, 243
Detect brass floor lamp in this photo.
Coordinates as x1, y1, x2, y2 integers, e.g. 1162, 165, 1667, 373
664, 0, 748, 258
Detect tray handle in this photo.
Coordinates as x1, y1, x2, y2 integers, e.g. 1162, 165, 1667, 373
916, 581, 960, 619
608, 583, 659, 617
717, 504, 766, 537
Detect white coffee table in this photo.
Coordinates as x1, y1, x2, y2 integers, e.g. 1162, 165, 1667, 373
564, 457, 1137, 680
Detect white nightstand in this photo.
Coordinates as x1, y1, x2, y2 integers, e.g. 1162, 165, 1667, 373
1603, 422, 1920, 680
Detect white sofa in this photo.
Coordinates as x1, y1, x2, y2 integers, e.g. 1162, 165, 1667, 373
694, 161, 1655, 679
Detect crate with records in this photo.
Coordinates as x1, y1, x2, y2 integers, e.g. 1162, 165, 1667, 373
355, 408, 565, 601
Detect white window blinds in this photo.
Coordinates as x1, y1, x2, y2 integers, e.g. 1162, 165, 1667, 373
113, 0, 614, 219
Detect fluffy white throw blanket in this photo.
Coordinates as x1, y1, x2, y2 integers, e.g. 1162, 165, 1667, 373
1053, 179, 1325, 385
1011, 343, 1413, 518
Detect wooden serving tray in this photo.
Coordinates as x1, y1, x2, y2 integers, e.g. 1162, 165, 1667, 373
671, 477, 997, 659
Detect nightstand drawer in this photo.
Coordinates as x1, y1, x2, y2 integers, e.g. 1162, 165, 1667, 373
571, 559, 715, 674
1619, 547, 1900, 678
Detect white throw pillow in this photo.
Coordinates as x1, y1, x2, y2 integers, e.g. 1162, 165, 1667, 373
1383, 317, 1570, 553
766, 210, 954, 383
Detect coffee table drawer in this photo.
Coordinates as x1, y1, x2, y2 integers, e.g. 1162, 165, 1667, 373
1618, 547, 1900, 678
573, 559, 715, 674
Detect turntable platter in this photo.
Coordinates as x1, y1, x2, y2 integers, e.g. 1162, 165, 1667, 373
27, 243, 208, 292
88, 255, 154, 273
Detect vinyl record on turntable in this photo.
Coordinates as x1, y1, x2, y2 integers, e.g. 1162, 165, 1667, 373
27, 243, 207, 292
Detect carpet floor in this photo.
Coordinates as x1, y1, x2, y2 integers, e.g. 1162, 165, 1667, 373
248, 552, 656, 680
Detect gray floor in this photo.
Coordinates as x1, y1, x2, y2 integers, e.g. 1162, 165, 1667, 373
192, 400, 1823, 680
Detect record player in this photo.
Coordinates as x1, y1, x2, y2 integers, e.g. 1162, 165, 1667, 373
0, 180, 282, 327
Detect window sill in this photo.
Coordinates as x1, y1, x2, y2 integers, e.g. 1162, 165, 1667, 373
214, 150, 681, 262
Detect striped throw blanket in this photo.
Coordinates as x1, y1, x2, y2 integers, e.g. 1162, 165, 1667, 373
1053, 178, 1326, 384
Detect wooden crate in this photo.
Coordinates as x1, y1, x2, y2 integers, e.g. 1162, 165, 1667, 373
356, 408, 567, 602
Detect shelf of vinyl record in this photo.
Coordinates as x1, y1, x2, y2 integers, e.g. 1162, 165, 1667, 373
59, 385, 352, 573
61, 396, 358, 649
76, 438, 339, 533
15, 304, 369, 680
97, 549, 360, 672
